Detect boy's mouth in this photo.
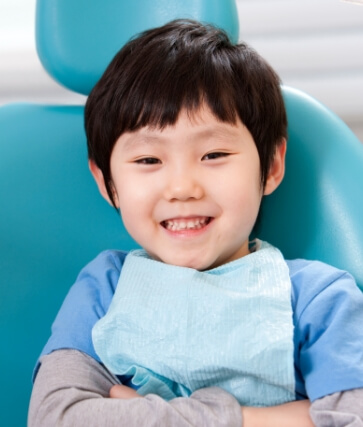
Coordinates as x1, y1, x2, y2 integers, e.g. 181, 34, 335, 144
161, 216, 212, 231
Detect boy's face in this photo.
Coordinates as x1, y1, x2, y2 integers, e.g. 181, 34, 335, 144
91, 105, 285, 270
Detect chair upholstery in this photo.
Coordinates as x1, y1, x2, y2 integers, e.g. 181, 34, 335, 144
35, 0, 239, 94
0, 0, 362, 425
258, 86, 363, 290
0, 104, 135, 427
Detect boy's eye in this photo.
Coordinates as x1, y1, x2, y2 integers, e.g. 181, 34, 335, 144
202, 152, 230, 161
135, 157, 161, 165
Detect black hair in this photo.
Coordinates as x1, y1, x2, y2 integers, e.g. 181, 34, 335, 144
85, 19, 287, 206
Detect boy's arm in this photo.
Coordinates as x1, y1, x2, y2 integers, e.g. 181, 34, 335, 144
28, 349, 242, 427
111, 384, 314, 427
242, 394, 363, 427
29, 349, 315, 427
110, 384, 363, 427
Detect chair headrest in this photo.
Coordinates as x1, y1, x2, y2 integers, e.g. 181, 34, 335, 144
35, 0, 239, 95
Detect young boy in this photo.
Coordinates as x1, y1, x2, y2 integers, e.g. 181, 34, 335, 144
29, 20, 363, 426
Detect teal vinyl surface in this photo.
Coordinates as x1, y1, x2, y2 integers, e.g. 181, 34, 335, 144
36, 0, 239, 94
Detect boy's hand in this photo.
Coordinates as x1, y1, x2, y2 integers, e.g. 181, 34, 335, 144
109, 384, 142, 399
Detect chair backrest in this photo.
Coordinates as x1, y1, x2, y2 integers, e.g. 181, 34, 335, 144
258, 86, 363, 289
0, 1, 239, 426
1, 1, 363, 426
36, 0, 239, 94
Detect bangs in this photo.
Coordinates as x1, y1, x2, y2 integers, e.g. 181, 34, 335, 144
116, 73, 238, 134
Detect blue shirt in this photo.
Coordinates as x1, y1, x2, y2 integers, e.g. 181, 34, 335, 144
38, 250, 363, 402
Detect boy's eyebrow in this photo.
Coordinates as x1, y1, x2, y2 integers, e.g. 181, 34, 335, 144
121, 134, 163, 151
121, 123, 243, 149
191, 126, 242, 141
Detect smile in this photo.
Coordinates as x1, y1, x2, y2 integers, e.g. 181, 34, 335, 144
161, 217, 211, 231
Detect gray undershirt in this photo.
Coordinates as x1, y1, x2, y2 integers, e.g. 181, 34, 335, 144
28, 349, 363, 427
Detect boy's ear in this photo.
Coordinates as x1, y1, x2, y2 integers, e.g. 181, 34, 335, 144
89, 160, 118, 207
263, 138, 287, 196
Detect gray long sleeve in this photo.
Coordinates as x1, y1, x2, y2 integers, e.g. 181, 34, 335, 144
310, 388, 363, 426
28, 349, 242, 427
29, 349, 363, 427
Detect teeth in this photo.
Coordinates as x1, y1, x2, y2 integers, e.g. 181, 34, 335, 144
163, 217, 209, 231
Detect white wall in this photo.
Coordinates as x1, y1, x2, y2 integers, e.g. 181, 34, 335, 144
0, 0, 86, 105
0, 0, 362, 141
236, 0, 363, 142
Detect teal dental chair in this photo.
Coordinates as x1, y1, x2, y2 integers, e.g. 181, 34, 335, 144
0, 0, 362, 425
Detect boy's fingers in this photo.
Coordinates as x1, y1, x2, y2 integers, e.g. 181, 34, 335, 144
110, 384, 141, 399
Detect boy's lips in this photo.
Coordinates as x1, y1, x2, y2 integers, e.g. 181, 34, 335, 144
161, 216, 212, 232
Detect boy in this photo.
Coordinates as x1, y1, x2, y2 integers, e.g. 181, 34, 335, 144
29, 20, 363, 426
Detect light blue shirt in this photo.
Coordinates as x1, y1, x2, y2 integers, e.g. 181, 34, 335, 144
92, 242, 295, 406
37, 249, 363, 402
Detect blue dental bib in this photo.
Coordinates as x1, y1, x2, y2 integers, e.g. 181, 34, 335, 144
92, 240, 295, 406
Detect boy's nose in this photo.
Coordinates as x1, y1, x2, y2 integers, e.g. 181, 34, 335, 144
163, 171, 204, 202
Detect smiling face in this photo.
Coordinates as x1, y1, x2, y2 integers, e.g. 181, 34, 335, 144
91, 106, 286, 270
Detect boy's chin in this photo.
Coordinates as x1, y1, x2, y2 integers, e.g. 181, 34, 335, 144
149, 251, 211, 271
158, 254, 220, 271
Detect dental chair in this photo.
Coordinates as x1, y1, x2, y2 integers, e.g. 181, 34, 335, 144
0, 0, 362, 425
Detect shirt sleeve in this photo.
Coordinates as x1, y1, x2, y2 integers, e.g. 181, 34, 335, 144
310, 389, 363, 426
34, 250, 127, 378
290, 259, 363, 401
28, 349, 242, 427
